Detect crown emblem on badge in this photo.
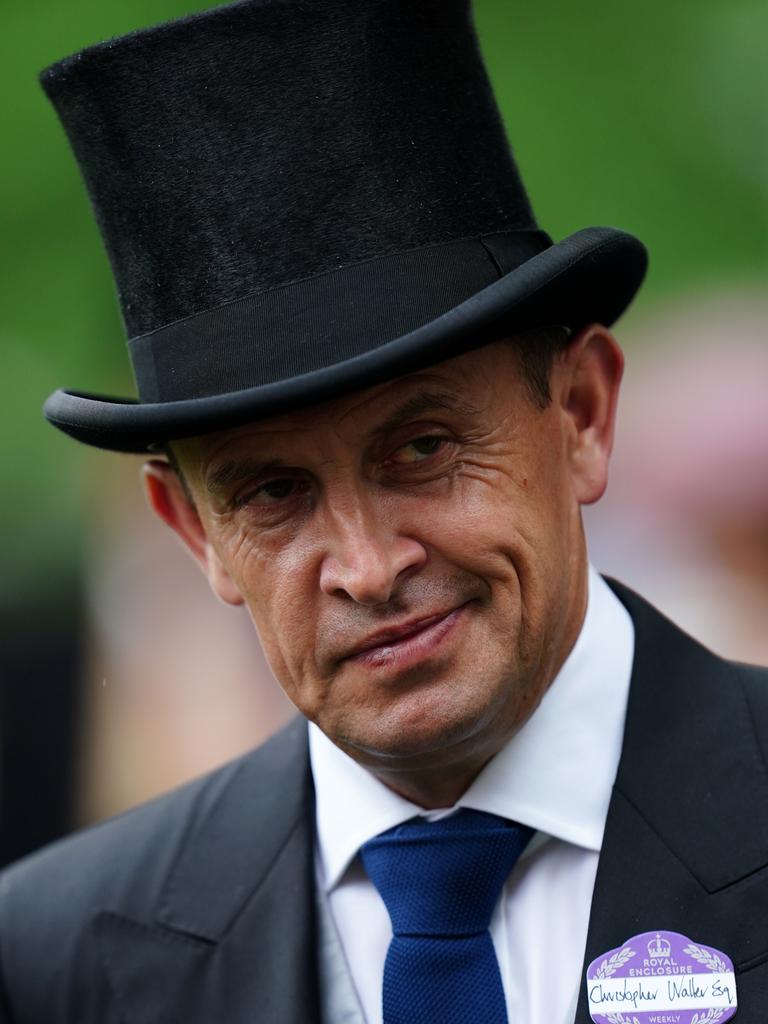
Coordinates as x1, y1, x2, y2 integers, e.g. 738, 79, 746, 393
647, 933, 672, 958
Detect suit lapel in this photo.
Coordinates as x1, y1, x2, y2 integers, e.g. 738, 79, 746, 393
574, 579, 768, 1022
97, 716, 321, 1024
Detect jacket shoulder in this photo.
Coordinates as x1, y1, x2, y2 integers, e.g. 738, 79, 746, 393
607, 574, 768, 686
0, 718, 307, 1020
1, 718, 304, 918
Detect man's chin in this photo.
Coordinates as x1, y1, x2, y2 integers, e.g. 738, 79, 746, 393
331, 693, 504, 771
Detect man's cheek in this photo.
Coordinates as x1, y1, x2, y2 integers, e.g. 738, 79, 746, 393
256, 597, 314, 674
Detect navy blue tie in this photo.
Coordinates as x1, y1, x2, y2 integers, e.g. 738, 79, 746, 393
360, 809, 533, 1024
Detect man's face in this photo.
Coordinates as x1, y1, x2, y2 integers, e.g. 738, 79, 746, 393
159, 331, 620, 789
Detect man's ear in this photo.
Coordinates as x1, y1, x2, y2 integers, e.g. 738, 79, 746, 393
141, 459, 245, 606
557, 323, 624, 506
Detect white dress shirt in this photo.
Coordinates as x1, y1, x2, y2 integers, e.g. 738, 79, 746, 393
309, 565, 635, 1024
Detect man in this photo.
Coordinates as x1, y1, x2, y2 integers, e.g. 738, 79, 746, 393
1, 1, 766, 1022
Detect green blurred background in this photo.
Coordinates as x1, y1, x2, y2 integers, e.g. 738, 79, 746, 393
1, 0, 765, 858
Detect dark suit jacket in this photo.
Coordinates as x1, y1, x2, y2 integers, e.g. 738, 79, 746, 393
2, 578, 768, 1023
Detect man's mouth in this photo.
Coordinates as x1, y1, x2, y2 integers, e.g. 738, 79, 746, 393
342, 604, 469, 670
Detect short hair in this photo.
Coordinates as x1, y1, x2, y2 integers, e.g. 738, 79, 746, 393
161, 325, 571, 499
511, 324, 572, 408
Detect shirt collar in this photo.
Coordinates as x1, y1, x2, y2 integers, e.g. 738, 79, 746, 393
309, 566, 635, 891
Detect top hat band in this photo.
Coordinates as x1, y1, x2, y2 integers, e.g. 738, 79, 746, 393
128, 229, 551, 404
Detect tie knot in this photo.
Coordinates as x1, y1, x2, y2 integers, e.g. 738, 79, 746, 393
360, 809, 532, 938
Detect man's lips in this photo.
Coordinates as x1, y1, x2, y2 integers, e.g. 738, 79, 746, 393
339, 604, 469, 667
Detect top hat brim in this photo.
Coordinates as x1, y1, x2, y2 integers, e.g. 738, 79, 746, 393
43, 226, 647, 454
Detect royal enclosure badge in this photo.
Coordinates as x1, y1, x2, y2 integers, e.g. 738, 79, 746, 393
586, 930, 737, 1024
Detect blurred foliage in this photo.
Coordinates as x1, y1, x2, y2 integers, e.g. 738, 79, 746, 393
1, 0, 765, 610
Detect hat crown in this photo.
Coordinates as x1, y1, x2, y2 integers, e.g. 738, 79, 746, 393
42, 0, 536, 340
40, 0, 647, 454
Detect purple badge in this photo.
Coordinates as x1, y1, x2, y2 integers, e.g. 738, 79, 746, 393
586, 930, 737, 1024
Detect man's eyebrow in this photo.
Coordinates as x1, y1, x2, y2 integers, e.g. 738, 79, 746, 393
203, 390, 478, 494
366, 388, 480, 445
204, 457, 285, 497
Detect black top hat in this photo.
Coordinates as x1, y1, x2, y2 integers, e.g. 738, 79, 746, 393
41, 0, 647, 454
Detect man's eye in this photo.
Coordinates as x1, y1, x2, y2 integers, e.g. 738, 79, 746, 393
390, 435, 447, 464
239, 477, 302, 506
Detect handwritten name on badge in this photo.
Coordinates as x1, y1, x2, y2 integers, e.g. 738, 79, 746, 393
586, 930, 737, 1024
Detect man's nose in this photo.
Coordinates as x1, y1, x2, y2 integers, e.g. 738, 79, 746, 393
318, 502, 427, 605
